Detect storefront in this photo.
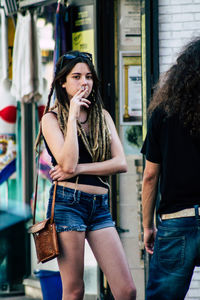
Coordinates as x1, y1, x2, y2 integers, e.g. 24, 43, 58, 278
0, 0, 117, 298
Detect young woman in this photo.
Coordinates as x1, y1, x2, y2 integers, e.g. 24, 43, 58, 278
36, 51, 136, 300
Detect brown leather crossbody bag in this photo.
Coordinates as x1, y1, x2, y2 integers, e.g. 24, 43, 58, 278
28, 151, 59, 263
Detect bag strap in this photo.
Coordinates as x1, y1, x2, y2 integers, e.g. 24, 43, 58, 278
32, 142, 57, 225
50, 181, 57, 224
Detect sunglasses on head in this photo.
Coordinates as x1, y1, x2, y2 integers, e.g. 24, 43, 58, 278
59, 52, 93, 70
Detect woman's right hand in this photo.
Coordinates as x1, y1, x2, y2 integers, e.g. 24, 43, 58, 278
69, 87, 91, 120
49, 165, 77, 181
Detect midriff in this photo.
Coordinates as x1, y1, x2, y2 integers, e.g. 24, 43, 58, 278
57, 181, 108, 195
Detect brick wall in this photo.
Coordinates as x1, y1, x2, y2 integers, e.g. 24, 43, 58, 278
159, 0, 200, 73
158, 0, 200, 298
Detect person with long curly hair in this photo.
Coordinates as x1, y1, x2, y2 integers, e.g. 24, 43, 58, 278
36, 51, 136, 300
141, 38, 200, 300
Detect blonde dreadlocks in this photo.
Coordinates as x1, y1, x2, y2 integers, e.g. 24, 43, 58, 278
56, 100, 111, 162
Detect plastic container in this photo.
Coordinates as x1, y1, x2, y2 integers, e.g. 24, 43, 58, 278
34, 270, 62, 300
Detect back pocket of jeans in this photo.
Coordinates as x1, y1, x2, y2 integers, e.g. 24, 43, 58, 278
157, 236, 185, 271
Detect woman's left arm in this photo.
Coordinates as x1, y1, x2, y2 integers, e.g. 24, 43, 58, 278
77, 109, 127, 176
50, 110, 127, 180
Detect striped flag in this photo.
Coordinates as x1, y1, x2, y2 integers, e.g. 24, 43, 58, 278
2, 0, 18, 16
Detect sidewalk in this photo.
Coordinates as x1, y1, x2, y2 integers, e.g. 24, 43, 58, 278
1, 296, 41, 300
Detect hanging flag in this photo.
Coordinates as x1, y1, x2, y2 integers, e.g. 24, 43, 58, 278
10, 11, 43, 103
0, 79, 17, 185
54, 3, 68, 69
0, 135, 16, 185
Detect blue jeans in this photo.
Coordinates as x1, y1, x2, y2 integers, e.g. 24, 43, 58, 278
47, 184, 115, 232
146, 207, 200, 300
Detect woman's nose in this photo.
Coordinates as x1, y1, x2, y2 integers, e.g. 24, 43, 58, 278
81, 77, 88, 85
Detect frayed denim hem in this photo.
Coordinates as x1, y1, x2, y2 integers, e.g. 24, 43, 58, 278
88, 221, 115, 231
56, 225, 86, 232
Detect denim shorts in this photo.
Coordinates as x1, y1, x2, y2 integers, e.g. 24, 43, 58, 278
46, 184, 115, 233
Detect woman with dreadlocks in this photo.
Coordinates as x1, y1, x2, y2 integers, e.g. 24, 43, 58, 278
36, 51, 136, 300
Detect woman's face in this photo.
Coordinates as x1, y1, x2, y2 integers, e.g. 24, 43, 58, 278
62, 62, 93, 100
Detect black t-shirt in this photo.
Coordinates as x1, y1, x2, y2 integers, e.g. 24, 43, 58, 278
141, 108, 200, 214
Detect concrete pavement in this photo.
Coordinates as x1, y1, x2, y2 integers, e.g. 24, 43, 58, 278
0, 296, 40, 300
